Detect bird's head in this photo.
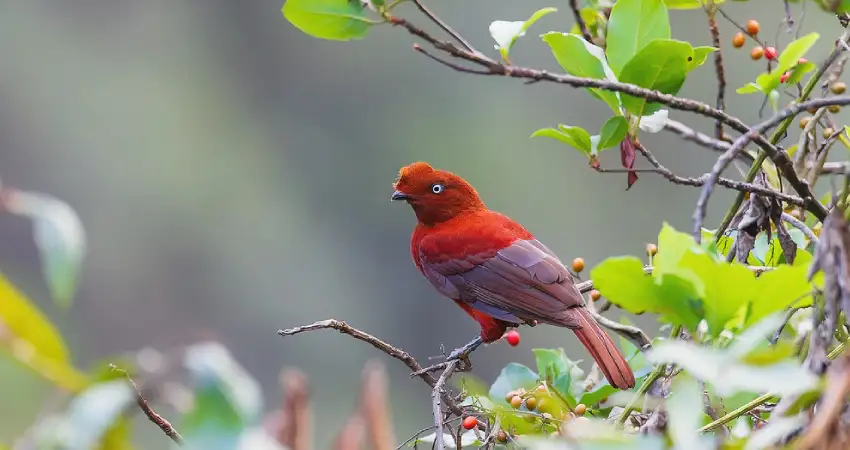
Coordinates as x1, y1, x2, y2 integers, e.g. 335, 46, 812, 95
391, 162, 485, 226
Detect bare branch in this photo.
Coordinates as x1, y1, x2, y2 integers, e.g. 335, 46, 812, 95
569, 0, 593, 43
410, 0, 476, 53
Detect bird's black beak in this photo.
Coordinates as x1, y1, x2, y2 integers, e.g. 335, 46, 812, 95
391, 190, 410, 201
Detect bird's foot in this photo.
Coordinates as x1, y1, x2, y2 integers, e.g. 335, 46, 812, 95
410, 335, 484, 377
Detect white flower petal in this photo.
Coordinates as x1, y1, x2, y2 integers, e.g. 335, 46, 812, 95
489, 20, 525, 50
639, 109, 669, 133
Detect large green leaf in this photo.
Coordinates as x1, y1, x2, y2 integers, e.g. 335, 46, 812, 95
0, 272, 87, 391
488, 362, 539, 403
618, 39, 691, 117
283, 0, 375, 41
606, 0, 671, 74
541, 32, 621, 113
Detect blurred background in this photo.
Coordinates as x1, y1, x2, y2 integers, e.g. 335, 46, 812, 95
0, 0, 840, 447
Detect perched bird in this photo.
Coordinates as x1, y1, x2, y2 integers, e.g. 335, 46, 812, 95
391, 162, 635, 390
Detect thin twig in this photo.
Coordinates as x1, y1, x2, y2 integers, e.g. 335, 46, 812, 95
588, 310, 652, 349
277, 320, 466, 417
634, 141, 807, 206
704, 1, 726, 140
432, 360, 461, 450
569, 0, 593, 43
109, 364, 183, 445
410, 0, 475, 53
781, 212, 819, 244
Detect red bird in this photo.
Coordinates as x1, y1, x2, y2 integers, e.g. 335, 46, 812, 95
392, 162, 635, 390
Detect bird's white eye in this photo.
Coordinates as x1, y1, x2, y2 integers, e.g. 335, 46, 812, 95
431, 184, 444, 194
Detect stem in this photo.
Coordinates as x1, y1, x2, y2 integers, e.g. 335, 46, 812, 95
616, 325, 682, 425
698, 339, 849, 432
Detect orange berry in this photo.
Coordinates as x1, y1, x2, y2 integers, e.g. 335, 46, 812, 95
590, 289, 602, 301
746, 19, 760, 36
571, 257, 585, 273
510, 395, 523, 409
574, 404, 587, 416
751, 46, 764, 60
732, 32, 745, 48
462, 416, 478, 430
496, 430, 509, 443
525, 397, 537, 411
831, 81, 847, 94
505, 330, 520, 347
646, 243, 658, 256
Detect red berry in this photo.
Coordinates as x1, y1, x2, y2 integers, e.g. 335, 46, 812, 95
780, 72, 790, 83
798, 58, 808, 65
505, 330, 520, 346
764, 47, 777, 60
462, 416, 478, 430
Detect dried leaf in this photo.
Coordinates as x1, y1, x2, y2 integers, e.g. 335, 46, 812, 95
620, 137, 639, 189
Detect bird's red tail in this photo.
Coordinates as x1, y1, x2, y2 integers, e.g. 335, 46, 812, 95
569, 308, 635, 390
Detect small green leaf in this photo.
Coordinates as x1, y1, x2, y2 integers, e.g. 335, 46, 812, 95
786, 61, 816, 84
777, 33, 820, 75
618, 39, 691, 117
737, 82, 763, 94
606, 0, 671, 74
541, 32, 621, 113
688, 46, 717, 71
488, 363, 539, 403
533, 348, 569, 384
598, 116, 629, 150
283, 0, 375, 41
531, 126, 592, 154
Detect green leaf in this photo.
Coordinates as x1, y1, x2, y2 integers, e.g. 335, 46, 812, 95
530, 125, 592, 154
488, 363, 539, 403
679, 251, 756, 337
754, 33, 819, 93
541, 32, 621, 113
4, 191, 86, 309
737, 82, 763, 94
598, 116, 629, 150
606, 0, 671, 74
664, 0, 727, 8
618, 39, 691, 117
0, 272, 88, 391
688, 46, 717, 71
533, 348, 569, 384
786, 61, 816, 84
746, 264, 812, 324
590, 256, 703, 332
283, 0, 375, 41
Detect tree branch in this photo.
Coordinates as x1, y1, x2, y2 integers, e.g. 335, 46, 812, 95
569, 0, 593, 43
692, 96, 850, 240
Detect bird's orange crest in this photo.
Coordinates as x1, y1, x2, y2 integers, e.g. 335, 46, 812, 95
392, 162, 485, 226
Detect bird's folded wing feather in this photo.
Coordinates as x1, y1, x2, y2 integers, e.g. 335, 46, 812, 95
419, 234, 585, 327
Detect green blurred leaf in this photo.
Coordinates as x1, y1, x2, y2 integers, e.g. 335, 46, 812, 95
533, 348, 569, 384
4, 190, 86, 309
679, 251, 756, 337
35, 380, 135, 450
0, 272, 88, 391
606, 0, 671, 74
646, 340, 818, 397
743, 33, 819, 94
667, 374, 713, 450
746, 264, 812, 324
182, 342, 264, 450
786, 61, 816, 84
488, 362, 539, 403
282, 0, 375, 41
455, 374, 489, 398
98, 417, 135, 450
531, 125, 592, 154
737, 82, 763, 94
619, 39, 691, 117
541, 32, 621, 112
